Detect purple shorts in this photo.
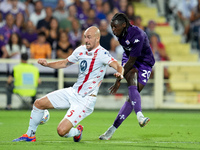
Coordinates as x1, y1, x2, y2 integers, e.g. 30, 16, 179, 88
122, 58, 152, 86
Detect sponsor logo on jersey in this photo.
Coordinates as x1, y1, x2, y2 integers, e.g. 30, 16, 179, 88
134, 39, 140, 43
80, 60, 87, 72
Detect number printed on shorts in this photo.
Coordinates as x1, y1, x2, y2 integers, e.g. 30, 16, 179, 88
67, 110, 75, 117
141, 70, 151, 79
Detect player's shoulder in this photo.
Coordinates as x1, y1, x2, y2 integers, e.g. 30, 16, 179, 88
127, 25, 145, 41
75, 45, 87, 50
127, 25, 144, 36
97, 46, 110, 55
97, 46, 114, 61
73, 45, 87, 53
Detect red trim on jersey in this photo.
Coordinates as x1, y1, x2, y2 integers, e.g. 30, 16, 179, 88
108, 57, 117, 64
78, 49, 99, 93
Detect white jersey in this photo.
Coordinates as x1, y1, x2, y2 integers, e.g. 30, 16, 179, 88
67, 45, 116, 97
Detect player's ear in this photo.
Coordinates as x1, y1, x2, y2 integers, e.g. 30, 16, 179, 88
97, 37, 100, 43
122, 22, 126, 28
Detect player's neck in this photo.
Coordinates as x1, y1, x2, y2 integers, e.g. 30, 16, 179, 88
87, 44, 100, 52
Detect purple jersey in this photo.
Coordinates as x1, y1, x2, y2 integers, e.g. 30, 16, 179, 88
0, 24, 20, 44
119, 25, 155, 67
20, 32, 38, 43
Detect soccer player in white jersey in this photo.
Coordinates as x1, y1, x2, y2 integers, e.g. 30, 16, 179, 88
12, 26, 124, 142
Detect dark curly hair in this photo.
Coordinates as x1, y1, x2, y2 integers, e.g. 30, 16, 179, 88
8, 33, 22, 52
111, 13, 131, 27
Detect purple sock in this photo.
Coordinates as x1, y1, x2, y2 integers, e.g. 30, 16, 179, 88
113, 85, 142, 129
128, 85, 142, 114
113, 101, 133, 128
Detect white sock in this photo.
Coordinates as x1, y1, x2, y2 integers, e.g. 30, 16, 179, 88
109, 125, 117, 133
63, 128, 80, 138
136, 111, 144, 121
26, 105, 44, 137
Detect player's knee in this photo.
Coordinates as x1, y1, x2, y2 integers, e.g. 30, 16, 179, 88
57, 126, 68, 137
34, 99, 45, 109
125, 69, 137, 85
34, 97, 51, 109
33, 99, 40, 108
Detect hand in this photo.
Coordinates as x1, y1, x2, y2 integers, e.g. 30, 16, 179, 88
38, 59, 48, 67
109, 81, 121, 94
113, 72, 124, 80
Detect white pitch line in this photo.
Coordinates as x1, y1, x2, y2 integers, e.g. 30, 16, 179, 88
1, 141, 199, 144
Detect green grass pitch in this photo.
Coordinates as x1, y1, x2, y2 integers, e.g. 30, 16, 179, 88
0, 110, 199, 150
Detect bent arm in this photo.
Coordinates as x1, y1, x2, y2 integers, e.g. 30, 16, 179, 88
38, 58, 73, 69
109, 61, 124, 79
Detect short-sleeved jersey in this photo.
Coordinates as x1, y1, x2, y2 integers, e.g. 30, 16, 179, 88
119, 25, 155, 67
67, 45, 116, 97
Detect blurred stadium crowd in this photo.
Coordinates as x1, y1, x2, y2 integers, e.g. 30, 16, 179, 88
0, 0, 135, 61
0, 0, 200, 61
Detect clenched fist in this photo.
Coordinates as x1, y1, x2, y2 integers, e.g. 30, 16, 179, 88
38, 59, 48, 67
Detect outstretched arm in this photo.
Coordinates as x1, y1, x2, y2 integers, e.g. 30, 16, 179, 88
38, 58, 73, 69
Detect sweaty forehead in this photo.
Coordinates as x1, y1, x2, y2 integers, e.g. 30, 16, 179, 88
111, 19, 124, 26
85, 30, 92, 35
84, 30, 95, 37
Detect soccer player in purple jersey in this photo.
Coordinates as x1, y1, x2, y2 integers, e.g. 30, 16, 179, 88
99, 13, 155, 140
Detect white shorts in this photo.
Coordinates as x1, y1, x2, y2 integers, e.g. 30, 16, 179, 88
46, 87, 96, 126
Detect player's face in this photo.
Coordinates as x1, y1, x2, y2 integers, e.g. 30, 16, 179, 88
84, 30, 97, 51
111, 20, 126, 37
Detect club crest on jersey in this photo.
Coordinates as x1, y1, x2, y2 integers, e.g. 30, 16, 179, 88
125, 40, 130, 45
80, 60, 87, 72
